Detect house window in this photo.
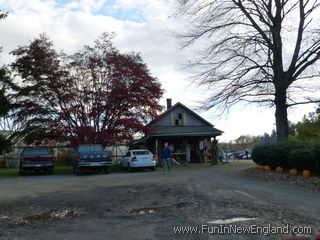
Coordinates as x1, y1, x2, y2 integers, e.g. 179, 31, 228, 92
175, 113, 183, 126
199, 141, 204, 150
170, 112, 186, 126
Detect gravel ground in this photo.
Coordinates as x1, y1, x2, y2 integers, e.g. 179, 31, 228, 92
241, 167, 320, 191
1, 183, 319, 240
0, 163, 319, 240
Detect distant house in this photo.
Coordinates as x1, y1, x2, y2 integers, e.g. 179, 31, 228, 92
133, 99, 223, 163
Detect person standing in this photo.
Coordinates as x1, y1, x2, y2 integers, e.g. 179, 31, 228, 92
245, 149, 249, 159
162, 142, 172, 174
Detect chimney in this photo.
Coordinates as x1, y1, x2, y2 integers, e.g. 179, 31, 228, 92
166, 98, 172, 110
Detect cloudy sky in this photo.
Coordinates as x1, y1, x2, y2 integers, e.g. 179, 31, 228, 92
0, 0, 317, 142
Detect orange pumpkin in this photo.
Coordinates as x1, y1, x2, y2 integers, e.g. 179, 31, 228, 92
289, 168, 298, 176
264, 165, 271, 171
257, 165, 264, 170
302, 170, 311, 178
275, 166, 284, 173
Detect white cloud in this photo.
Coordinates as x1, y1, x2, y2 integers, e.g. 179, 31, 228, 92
0, 0, 316, 142
63, 0, 107, 13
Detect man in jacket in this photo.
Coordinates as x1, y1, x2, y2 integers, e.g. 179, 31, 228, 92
162, 142, 172, 174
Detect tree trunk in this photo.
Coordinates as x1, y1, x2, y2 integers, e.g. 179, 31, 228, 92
274, 89, 289, 142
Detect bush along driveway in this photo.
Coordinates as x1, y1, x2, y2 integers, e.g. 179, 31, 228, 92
252, 141, 320, 177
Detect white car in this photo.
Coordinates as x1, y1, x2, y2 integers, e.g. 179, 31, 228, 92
120, 150, 156, 171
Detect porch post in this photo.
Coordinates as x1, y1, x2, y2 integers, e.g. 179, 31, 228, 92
155, 138, 159, 163
185, 137, 190, 163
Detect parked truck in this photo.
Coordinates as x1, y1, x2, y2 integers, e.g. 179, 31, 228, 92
73, 144, 112, 176
19, 147, 54, 175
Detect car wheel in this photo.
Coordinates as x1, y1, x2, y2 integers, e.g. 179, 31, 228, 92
48, 168, 54, 175
104, 166, 111, 174
127, 163, 132, 172
150, 166, 156, 171
75, 166, 81, 176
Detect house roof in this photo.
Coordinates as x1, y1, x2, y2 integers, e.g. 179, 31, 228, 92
146, 102, 215, 127
147, 126, 223, 137
144, 102, 223, 138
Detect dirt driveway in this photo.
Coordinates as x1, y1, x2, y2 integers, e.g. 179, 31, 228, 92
0, 162, 319, 240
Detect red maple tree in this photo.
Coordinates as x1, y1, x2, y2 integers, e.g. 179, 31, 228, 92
9, 33, 163, 146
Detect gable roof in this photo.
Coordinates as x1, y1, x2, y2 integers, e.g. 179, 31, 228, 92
146, 102, 215, 127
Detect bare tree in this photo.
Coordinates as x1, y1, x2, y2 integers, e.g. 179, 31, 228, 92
0, 10, 7, 20
176, 0, 320, 141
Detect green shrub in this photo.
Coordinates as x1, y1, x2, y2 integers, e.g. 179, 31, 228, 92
264, 142, 290, 168
287, 142, 315, 170
313, 143, 320, 172
252, 141, 319, 171
252, 142, 290, 168
252, 144, 267, 166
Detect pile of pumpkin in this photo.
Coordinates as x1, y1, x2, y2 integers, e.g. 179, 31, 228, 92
256, 165, 312, 178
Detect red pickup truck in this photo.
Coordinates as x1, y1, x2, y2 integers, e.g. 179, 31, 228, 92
19, 147, 54, 175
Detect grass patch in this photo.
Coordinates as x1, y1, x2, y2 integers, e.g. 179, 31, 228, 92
54, 164, 129, 174
0, 168, 19, 177
0, 163, 215, 178
0, 164, 129, 178
0, 165, 74, 178
54, 164, 73, 175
